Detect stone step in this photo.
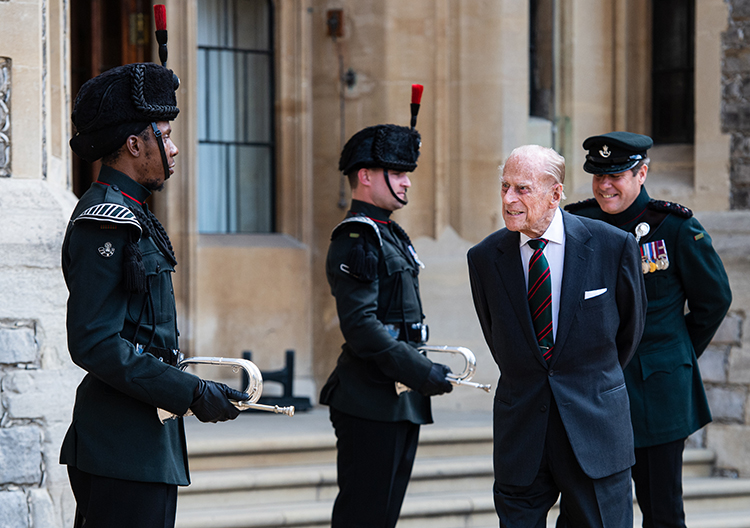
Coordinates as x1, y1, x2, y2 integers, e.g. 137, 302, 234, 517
180, 455, 493, 509
176, 477, 750, 528
178, 411, 743, 528
185, 412, 492, 472
180, 450, 715, 510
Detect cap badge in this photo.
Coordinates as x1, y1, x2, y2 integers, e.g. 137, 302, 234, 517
599, 145, 611, 158
98, 242, 115, 257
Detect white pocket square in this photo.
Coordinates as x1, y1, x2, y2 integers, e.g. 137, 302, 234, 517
584, 288, 607, 300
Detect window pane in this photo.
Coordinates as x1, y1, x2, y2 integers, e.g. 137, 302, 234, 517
652, 0, 694, 144
197, 0, 274, 234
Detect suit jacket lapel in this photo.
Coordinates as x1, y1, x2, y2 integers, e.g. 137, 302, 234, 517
551, 212, 593, 365
494, 232, 548, 368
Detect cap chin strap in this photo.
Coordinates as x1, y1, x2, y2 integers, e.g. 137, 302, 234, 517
383, 168, 408, 205
150, 122, 171, 180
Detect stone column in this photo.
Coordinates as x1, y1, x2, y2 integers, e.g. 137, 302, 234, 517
0, 1, 79, 527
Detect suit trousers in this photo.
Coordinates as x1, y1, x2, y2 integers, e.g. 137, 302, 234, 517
495, 398, 633, 528
329, 407, 420, 528
68, 466, 178, 528
631, 438, 687, 528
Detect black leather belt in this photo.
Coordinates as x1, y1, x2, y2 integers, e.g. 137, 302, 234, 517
383, 322, 428, 344
135, 343, 181, 366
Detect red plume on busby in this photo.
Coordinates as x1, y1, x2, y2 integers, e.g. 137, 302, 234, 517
410, 84, 423, 129
154, 4, 168, 66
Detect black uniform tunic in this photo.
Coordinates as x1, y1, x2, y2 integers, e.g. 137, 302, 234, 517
60, 166, 199, 485
320, 199, 433, 424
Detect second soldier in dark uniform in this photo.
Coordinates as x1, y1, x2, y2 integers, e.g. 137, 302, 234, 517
320, 124, 454, 528
564, 132, 732, 528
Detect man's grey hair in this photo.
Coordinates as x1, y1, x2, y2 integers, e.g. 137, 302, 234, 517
500, 145, 566, 200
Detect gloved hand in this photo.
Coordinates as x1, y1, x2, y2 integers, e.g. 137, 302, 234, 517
418, 363, 454, 397
190, 379, 249, 423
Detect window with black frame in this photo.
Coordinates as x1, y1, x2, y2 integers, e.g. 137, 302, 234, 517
197, 0, 275, 233
652, 0, 694, 144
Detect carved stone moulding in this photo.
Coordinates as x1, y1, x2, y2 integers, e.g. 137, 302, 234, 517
0, 57, 9, 177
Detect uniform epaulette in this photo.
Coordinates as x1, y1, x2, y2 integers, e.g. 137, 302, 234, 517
330, 216, 383, 247
74, 203, 143, 234
332, 216, 382, 282
647, 199, 693, 218
563, 198, 598, 212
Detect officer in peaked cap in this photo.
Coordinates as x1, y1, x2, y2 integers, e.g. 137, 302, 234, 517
563, 131, 732, 528
62, 63, 248, 528
320, 123, 453, 528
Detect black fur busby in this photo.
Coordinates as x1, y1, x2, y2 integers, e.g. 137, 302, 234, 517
70, 63, 180, 162
338, 124, 421, 176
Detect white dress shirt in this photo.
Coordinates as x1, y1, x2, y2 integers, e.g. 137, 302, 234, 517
519, 207, 566, 341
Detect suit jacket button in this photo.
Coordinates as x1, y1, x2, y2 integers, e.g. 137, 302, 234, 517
540, 405, 548, 412
548, 369, 554, 376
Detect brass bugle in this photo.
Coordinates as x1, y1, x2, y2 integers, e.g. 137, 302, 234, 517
395, 345, 492, 395
157, 356, 295, 423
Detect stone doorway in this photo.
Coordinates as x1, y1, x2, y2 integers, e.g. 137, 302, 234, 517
70, 0, 154, 197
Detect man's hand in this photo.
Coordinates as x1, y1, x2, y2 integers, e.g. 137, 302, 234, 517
190, 379, 249, 423
418, 363, 454, 397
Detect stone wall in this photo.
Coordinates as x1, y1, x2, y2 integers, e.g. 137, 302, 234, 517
694, 211, 750, 476
723, 0, 750, 209
0, 180, 80, 528
0, 0, 79, 524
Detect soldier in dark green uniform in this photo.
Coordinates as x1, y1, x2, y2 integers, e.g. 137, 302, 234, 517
320, 123, 454, 528
62, 63, 249, 528
564, 131, 732, 528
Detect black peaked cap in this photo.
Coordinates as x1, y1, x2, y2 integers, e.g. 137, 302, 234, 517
582, 131, 653, 175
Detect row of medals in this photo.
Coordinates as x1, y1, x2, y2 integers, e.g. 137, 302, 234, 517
636, 222, 670, 275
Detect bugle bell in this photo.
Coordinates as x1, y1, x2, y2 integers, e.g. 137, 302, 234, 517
157, 356, 295, 423
396, 345, 492, 395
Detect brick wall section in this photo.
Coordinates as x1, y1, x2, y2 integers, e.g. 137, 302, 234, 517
0, 321, 67, 528
1, 323, 41, 528
723, 0, 750, 209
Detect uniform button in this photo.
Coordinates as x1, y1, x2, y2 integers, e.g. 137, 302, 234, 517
156, 264, 161, 272
111, 185, 120, 191
548, 369, 554, 376
540, 405, 548, 412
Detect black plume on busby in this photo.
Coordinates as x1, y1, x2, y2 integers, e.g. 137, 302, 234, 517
338, 124, 421, 176
70, 63, 180, 162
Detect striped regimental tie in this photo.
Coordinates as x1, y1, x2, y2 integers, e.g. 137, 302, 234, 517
527, 238, 554, 361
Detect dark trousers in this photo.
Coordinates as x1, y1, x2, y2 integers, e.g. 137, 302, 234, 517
329, 407, 420, 528
496, 399, 633, 528
631, 438, 687, 528
68, 466, 178, 528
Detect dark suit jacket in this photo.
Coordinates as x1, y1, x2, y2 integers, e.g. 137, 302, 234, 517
467, 210, 647, 487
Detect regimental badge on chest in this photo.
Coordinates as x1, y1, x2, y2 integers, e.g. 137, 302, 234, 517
640, 239, 669, 274
98, 242, 116, 257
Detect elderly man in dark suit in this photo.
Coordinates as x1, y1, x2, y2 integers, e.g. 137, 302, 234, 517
467, 145, 648, 527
